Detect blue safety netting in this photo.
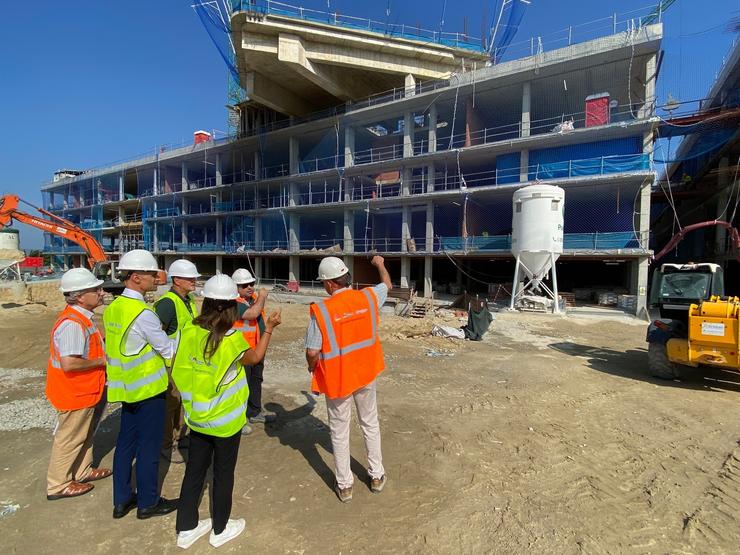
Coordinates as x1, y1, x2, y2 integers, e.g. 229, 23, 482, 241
489, 0, 529, 63
194, 1, 239, 82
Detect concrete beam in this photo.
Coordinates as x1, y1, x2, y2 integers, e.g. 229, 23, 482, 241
278, 33, 355, 100
244, 72, 314, 116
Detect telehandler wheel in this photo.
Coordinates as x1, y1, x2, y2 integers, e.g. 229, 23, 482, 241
648, 342, 681, 380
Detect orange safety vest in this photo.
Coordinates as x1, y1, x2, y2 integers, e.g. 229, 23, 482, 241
46, 306, 106, 411
310, 288, 385, 399
233, 293, 266, 348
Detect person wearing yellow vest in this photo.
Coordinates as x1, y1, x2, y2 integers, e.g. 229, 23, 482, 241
305, 255, 391, 503
104, 249, 178, 520
232, 268, 276, 428
154, 258, 201, 464
172, 274, 281, 549
46, 268, 111, 501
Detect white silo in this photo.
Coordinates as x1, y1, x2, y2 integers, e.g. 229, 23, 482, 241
510, 184, 565, 313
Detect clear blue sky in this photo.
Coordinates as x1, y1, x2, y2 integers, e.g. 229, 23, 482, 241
1, 0, 737, 249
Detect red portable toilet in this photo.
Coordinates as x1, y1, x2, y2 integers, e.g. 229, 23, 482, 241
585, 93, 610, 127
194, 130, 212, 145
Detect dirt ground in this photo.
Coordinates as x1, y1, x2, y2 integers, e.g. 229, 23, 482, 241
1, 296, 739, 554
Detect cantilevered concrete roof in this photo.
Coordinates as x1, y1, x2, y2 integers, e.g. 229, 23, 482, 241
230, 8, 489, 116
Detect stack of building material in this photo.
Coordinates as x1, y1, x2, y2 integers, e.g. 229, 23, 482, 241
618, 295, 638, 313
597, 292, 619, 306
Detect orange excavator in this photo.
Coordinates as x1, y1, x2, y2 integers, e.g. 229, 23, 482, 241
0, 194, 124, 294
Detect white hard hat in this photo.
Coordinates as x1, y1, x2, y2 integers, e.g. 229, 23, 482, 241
118, 249, 159, 272
231, 268, 255, 285
317, 256, 349, 281
168, 259, 201, 278
59, 268, 104, 293
202, 274, 239, 301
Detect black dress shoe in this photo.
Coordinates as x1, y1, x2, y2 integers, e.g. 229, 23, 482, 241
112, 495, 137, 519
136, 497, 179, 520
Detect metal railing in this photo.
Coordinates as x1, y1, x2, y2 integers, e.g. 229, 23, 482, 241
232, 0, 485, 52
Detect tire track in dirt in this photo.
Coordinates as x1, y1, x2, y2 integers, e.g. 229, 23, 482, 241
683, 440, 740, 553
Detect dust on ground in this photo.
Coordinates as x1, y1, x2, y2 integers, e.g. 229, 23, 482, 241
0, 298, 739, 554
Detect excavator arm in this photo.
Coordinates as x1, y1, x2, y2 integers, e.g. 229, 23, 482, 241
0, 194, 107, 268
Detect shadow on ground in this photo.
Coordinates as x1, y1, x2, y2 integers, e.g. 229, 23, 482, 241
549, 341, 740, 393
264, 391, 366, 491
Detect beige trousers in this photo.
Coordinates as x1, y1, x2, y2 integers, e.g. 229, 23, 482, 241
47, 405, 100, 495
326, 380, 385, 489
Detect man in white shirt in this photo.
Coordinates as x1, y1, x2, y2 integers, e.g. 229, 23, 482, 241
103, 249, 178, 520
46, 268, 111, 500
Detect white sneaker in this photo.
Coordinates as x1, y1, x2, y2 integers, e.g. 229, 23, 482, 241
209, 518, 246, 548
177, 518, 212, 549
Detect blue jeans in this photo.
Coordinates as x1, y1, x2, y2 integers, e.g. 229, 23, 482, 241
112, 393, 166, 508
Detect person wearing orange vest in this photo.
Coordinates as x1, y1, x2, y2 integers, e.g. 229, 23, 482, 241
231, 268, 276, 429
46, 268, 111, 501
305, 255, 391, 503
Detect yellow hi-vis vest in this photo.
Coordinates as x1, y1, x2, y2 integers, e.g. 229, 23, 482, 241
172, 323, 250, 438
103, 295, 169, 404
154, 291, 199, 337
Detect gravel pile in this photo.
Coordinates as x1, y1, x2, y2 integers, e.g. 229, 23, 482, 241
0, 398, 56, 431
0, 367, 55, 431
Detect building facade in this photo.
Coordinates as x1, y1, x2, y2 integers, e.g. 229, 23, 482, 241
41, 9, 662, 315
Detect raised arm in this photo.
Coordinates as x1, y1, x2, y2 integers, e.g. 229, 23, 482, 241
241, 289, 268, 320
240, 308, 281, 366
371, 255, 392, 290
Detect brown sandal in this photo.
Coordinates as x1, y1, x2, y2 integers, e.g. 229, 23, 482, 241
47, 481, 94, 501
81, 467, 112, 483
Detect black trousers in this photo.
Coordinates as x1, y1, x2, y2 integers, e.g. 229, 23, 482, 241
245, 362, 264, 418
176, 429, 241, 535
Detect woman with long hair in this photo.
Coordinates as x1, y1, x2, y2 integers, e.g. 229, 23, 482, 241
172, 274, 281, 549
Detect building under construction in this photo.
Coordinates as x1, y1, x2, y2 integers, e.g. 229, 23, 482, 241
40, 2, 666, 315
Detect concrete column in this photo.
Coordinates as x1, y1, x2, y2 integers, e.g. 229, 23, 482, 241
632, 181, 651, 319
521, 81, 531, 138
404, 73, 416, 97
400, 257, 411, 289
401, 168, 412, 196
254, 215, 262, 250
715, 157, 730, 254
215, 153, 223, 186
428, 103, 437, 153
216, 255, 223, 274
344, 126, 355, 168
424, 255, 433, 298
118, 175, 124, 201
289, 213, 299, 251
425, 202, 434, 252
181, 162, 188, 191
253, 151, 262, 180
401, 206, 411, 252
153, 168, 158, 196
289, 183, 299, 207
216, 217, 223, 248
343, 255, 355, 280
343, 209, 354, 253
254, 257, 263, 279
117, 206, 125, 252
639, 54, 657, 119
152, 222, 159, 253
403, 111, 414, 158
182, 222, 188, 246
520, 149, 530, 183
427, 163, 435, 192
289, 255, 300, 282
289, 137, 300, 175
